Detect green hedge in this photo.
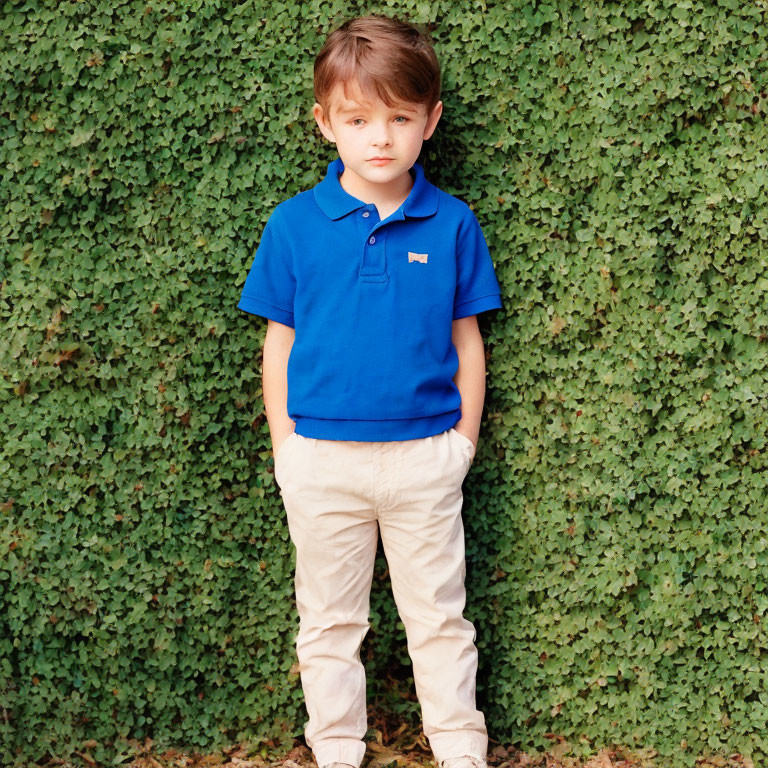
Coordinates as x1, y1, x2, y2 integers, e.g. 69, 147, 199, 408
1, 1, 767, 767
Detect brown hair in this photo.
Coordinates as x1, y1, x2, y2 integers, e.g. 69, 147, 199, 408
314, 14, 441, 121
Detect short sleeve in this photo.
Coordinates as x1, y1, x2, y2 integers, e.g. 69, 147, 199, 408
453, 207, 503, 320
237, 208, 296, 327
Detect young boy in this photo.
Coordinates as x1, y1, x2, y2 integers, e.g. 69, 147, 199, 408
237, 14, 502, 768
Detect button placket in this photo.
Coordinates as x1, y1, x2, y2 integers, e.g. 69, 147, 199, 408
359, 221, 388, 282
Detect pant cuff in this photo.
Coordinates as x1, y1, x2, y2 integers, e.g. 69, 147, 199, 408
427, 730, 488, 764
313, 738, 367, 768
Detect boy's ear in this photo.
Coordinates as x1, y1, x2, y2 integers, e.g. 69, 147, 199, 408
313, 102, 336, 144
423, 100, 443, 141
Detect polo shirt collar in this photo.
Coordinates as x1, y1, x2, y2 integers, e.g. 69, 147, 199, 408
314, 156, 438, 220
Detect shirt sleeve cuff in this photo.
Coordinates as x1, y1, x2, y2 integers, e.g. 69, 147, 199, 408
237, 295, 295, 327
453, 294, 503, 320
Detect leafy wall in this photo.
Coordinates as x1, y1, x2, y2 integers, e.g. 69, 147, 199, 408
1, 1, 767, 767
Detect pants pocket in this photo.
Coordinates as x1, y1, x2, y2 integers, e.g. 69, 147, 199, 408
446, 428, 475, 477
449, 427, 476, 464
274, 431, 300, 489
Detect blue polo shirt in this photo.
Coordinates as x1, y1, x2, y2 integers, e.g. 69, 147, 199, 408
237, 156, 503, 441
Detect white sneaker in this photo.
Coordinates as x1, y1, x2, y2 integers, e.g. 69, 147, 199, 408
439, 755, 488, 768
320, 763, 357, 768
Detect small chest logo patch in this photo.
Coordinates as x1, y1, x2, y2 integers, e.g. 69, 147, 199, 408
408, 251, 428, 263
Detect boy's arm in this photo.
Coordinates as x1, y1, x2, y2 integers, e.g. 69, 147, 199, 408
263, 318, 296, 458
451, 315, 486, 450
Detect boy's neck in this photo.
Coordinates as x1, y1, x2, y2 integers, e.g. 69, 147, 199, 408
339, 165, 415, 214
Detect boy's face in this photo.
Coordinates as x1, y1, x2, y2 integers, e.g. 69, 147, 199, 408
313, 79, 442, 194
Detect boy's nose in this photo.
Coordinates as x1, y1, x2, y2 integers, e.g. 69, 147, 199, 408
372, 125, 392, 145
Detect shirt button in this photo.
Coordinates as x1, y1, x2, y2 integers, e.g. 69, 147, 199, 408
362, 211, 370, 217
369, 236, 376, 244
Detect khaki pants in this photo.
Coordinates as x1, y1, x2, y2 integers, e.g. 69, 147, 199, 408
274, 427, 487, 768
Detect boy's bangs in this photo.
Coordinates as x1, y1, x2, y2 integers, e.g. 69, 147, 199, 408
338, 67, 416, 110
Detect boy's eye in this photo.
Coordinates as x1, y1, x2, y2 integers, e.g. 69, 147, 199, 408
351, 116, 409, 126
